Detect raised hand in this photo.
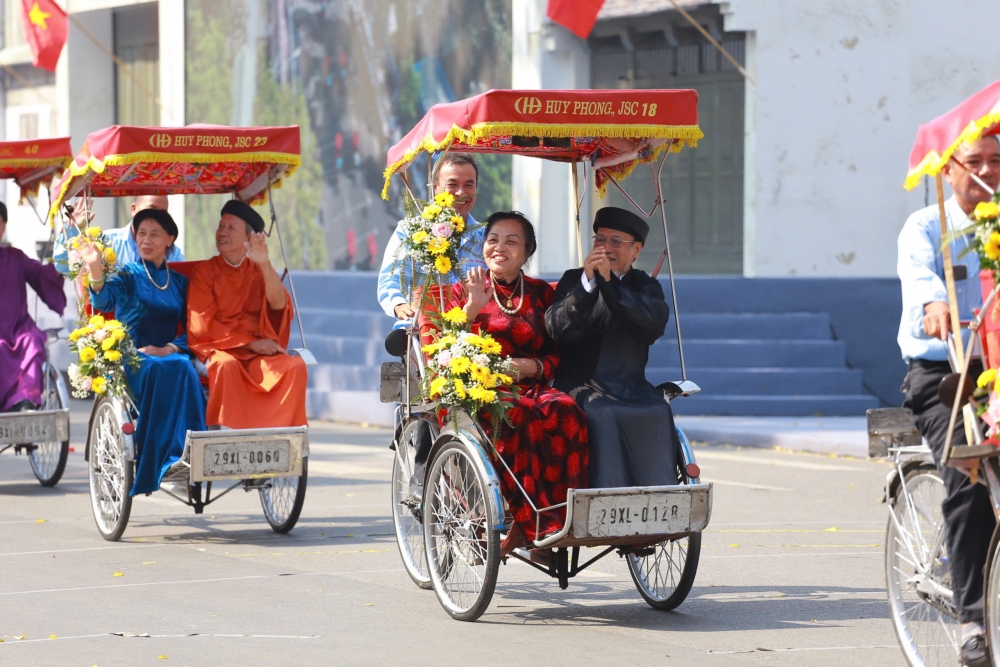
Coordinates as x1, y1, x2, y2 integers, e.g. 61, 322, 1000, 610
69, 197, 94, 228
464, 267, 494, 312
245, 231, 270, 265
584, 246, 612, 282
76, 233, 103, 271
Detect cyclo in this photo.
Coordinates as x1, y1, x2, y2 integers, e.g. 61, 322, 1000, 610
48, 124, 313, 541
0, 137, 74, 487
379, 89, 713, 621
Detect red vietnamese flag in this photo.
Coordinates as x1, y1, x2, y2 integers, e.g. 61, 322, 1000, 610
546, 0, 606, 39
20, 0, 68, 72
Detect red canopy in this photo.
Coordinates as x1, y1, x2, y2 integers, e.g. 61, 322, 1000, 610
0, 137, 72, 202
905, 79, 1000, 190
383, 89, 702, 198
49, 124, 301, 221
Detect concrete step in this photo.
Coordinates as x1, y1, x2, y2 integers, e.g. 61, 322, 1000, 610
646, 367, 865, 395
670, 393, 881, 417
673, 313, 832, 340
649, 339, 847, 368
289, 271, 388, 312
299, 308, 397, 339
298, 335, 392, 366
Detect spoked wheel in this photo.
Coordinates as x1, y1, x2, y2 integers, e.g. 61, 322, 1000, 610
424, 438, 500, 621
28, 364, 69, 487
982, 523, 1000, 665
885, 465, 960, 667
392, 418, 432, 589
88, 397, 133, 541
259, 457, 308, 533
627, 533, 701, 611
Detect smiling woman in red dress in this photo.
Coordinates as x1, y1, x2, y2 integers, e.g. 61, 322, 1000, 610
449, 211, 588, 556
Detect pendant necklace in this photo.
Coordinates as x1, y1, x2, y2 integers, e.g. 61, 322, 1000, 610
492, 270, 524, 315
143, 259, 170, 291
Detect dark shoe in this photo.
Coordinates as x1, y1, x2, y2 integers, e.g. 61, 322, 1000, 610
9, 400, 38, 412
961, 635, 990, 667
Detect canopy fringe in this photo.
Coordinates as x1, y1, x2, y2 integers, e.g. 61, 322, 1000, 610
905, 110, 1000, 190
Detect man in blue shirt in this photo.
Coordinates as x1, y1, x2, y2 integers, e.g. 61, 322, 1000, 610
376, 153, 486, 322
897, 136, 1000, 666
53, 195, 184, 275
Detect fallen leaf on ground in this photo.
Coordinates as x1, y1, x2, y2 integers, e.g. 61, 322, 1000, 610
729, 543, 740, 548
49, 635, 57, 639
158, 656, 168, 660
113, 572, 124, 577
364, 603, 374, 606
35, 519, 46, 523
142, 561, 155, 565
16, 634, 25, 640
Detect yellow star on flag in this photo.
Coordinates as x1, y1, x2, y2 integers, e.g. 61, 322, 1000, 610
29, 3, 51, 30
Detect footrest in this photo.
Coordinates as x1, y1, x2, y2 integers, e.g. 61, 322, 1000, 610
186, 426, 308, 482
949, 444, 1000, 460
0, 409, 70, 446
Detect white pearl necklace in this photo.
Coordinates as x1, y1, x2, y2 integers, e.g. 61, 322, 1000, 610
143, 259, 170, 291
492, 270, 524, 315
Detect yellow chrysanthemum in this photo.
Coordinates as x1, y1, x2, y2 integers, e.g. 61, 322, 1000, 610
81, 274, 90, 288
79, 347, 97, 363
468, 385, 497, 404
978, 369, 997, 388
435, 255, 452, 274
442, 307, 467, 325
481, 338, 502, 354
104, 247, 117, 264
985, 232, 1000, 261
85, 226, 102, 238
495, 373, 514, 386
450, 356, 471, 373
471, 365, 491, 385
435, 192, 456, 208
104, 319, 123, 330
451, 216, 465, 232
422, 341, 442, 355
975, 201, 1000, 222
411, 230, 429, 244
427, 237, 450, 255
95, 242, 105, 252
101, 337, 116, 352
69, 328, 84, 342
429, 377, 448, 398
111, 329, 125, 342
91, 377, 107, 394
453, 378, 467, 399
104, 350, 122, 362
89, 314, 106, 328
439, 334, 457, 346
421, 204, 443, 220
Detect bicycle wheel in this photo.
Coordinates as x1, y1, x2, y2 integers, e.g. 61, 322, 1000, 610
423, 438, 500, 621
28, 364, 69, 487
88, 397, 133, 541
391, 419, 431, 589
259, 457, 308, 533
983, 524, 1000, 665
627, 533, 701, 611
885, 465, 960, 667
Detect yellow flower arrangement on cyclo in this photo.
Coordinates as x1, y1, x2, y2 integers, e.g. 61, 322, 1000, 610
67, 314, 140, 399
65, 226, 119, 316
420, 306, 518, 437
393, 191, 475, 301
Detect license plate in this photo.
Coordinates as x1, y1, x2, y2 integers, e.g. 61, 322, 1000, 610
203, 440, 291, 477
0, 413, 62, 445
587, 493, 691, 537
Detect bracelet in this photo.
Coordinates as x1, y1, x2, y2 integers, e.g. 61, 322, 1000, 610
533, 358, 543, 378
89, 274, 105, 286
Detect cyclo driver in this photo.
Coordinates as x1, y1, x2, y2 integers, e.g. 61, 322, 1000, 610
897, 136, 1000, 667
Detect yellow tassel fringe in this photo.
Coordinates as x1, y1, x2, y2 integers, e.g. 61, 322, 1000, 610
904, 110, 1000, 190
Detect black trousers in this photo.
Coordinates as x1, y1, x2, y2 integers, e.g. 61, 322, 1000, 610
903, 359, 996, 624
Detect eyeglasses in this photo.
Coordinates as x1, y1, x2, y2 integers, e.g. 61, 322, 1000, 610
594, 235, 637, 249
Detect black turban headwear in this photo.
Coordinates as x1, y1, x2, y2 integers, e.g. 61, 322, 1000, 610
131, 207, 178, 238
593, 206, 649, 244
221, 199, 266, 234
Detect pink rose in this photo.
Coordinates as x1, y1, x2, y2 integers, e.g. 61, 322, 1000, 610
81, 377, 92, 391
69, 250, 82, 264
437, 350, 452, 366
94, 329, 107, 342
432, 223, 452, 238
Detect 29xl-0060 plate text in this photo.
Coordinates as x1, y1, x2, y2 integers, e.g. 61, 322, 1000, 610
203, 441, 291, 477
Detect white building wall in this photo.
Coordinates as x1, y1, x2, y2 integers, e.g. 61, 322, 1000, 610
721, 0, 1000, 277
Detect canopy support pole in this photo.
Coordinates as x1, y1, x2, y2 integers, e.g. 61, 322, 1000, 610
937, 172, 965, 371
948, 155, 998, 196
649, 148, 687, 381
571, 161, 583, 266
267, 180, 315, 366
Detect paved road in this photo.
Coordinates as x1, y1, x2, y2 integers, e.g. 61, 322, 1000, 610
0, 400, 906, 667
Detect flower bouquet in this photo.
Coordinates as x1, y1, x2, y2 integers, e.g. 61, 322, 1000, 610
394, 191, 476, 311
67, 315, 140, 399
66, 226, 119, 318
420, 306, 518, 437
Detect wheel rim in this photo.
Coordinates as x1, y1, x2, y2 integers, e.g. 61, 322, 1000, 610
885, 470, 960, 667
987, 526, 1000, 663
426, 447, 490, 615
88, 403, 128, 534
392, 447, 429, 583
628, 537, 690, 602
28, 369, 65, 482
260, 475, 299, 525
